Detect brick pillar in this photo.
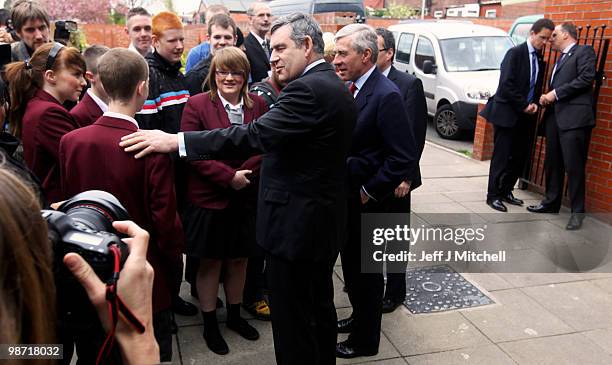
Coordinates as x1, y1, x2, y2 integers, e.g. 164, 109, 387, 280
472, 103, 494, 161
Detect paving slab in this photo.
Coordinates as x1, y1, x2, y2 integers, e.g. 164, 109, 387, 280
582, 329, 612, 355
499, 333, 612, 365
522, 281, 612, 331
404, 344, 515, 365
460, 289, 573, 342
461, 273, 515, 291
179, 319, 275, 365
498, 272, 584, 288
381, 310, 491, 356
411, 192, 455, 205
590, 277, 612, 295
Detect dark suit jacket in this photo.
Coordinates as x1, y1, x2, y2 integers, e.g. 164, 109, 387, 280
59, 116, 184, 313
244, 33, 271, 83
22, 89, 80, 203
183, 61, 357, 262
70, 92, 104, 128
181, 92, 267, 209
549, 44, 597, 130
387, 66, 427, 191
480, 42, 545, 128
348, 69, 417, 201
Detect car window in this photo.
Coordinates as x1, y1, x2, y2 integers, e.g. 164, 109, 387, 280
396, 33, 414, 64
511, 23, 532, 44
415, 36, 435, 71
439, 36, 513, 72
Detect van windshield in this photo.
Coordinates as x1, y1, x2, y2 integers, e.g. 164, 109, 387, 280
439, 36, 513, 72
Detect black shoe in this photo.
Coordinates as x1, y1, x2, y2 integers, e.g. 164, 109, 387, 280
172, 297, 198, 316
566, 214, 585, 230
381, 298, 402, 313
526, 203, 559, 214
227, 317, 260, 341
335, 339, 378, 359
217, 297, 224, 308
486, 199, 507, 212
503, 192, 524, 206
337, 316, 355, 334
201, 311, 229, 355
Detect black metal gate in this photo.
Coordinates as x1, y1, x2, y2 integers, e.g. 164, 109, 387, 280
519, 24, 609, 191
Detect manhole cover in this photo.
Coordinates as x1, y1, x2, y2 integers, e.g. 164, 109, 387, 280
403, 265, 494, 314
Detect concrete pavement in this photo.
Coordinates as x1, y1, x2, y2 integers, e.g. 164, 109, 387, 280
171, 141, 612, 365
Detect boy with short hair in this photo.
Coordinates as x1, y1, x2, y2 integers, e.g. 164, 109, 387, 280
59, 48, 184, 362
70, 45, 110, 127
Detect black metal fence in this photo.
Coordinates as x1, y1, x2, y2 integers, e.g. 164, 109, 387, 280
520, 24, 609, 191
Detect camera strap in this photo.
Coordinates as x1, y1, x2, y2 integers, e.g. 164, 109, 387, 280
96, 245, 146, 365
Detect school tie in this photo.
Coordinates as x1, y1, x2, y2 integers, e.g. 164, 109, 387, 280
225, 104, 243, 125
262, 39, 270, 59
527, 51, 537, 103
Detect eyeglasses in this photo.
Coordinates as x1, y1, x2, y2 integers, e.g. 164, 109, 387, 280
215, 70, 244, 78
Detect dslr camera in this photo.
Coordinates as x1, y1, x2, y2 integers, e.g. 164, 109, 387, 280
43, 190, 131, 332
43, 190, 130, 282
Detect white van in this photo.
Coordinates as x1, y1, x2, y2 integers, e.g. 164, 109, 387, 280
389, 21, 514, 139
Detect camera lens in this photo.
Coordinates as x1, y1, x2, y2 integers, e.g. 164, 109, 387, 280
58, 190, 130, 233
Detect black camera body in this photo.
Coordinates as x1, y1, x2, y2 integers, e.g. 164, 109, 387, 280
43, 190, 131, 328
43, 209, 128, 281
53, 20, 77, 46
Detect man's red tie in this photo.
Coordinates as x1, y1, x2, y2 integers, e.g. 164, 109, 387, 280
349, 82, 357, 96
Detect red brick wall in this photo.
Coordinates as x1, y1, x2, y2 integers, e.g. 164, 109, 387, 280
544, 0, 612, 213
472, 104, 494, 161
82, 14, 250, 54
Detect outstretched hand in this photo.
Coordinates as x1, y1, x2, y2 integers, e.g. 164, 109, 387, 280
120, 130, 179, 159
63, 220, 159, 364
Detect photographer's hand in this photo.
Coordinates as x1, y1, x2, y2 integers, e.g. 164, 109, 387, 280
63, 220, 159, 365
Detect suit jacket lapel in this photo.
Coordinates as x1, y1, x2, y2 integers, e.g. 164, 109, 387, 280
555, 44, 577, 75
213, 96, 232, 128
248, 34, 268, 61
355, 70, 378, 111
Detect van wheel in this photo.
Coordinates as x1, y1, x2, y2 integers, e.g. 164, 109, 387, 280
435, 104, 461, 140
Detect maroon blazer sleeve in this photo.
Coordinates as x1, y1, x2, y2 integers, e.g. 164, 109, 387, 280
146, 153, 184, 259
180, 97, 236, 188
38, 106, 78, 162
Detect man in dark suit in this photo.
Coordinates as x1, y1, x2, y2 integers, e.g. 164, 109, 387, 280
70, 45, 110, 127
119, 13, 357, 365
244, 2, 272, 83
333, 24, 417, 359
60, 48, 183, 362
529, 22, 597, 230
482, 18, 554, 212
374, 27, 427, 313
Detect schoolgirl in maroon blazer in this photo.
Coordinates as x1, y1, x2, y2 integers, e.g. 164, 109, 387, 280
5, 42, 86, 202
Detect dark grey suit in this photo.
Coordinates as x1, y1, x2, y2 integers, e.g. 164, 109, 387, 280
384, 66, 427, 303
244, 33, 271, 84
542, 44, 596, 213
183, 61, 357, 365
481, 42, 545, 201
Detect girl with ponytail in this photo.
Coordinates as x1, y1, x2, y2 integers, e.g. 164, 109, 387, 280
5, 42, 86, 202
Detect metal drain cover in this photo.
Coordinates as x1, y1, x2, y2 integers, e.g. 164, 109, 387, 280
403, 265, 494, 314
